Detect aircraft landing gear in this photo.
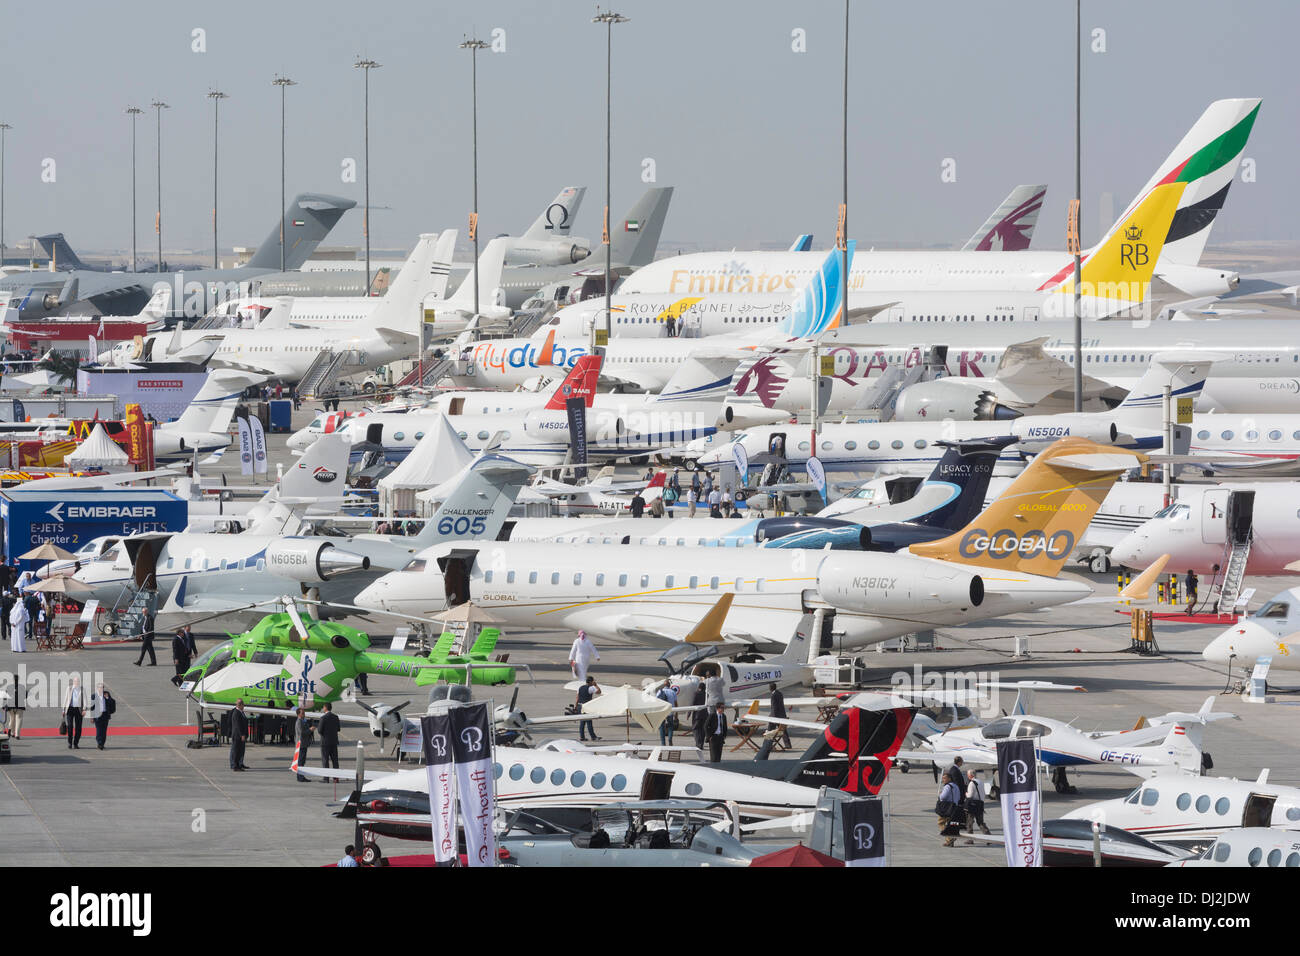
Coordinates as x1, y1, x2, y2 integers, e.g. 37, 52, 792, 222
360, 838, 385, 866
1050, 766, 1078, 794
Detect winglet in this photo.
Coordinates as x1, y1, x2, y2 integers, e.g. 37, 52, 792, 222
684, 593, 735, 644
1120, 553, 1171, 601
537, 328, 556, 368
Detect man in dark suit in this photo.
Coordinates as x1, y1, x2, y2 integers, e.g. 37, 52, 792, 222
318, 702, 341, 769
23, 590, 40, 643
171, 630, 193, 685
135, 611, 157, 666
691, 684, 708, 752
768, 683, 791, 749
229, 699, 249, 771
0, 590, 12, 643
706, 703, 728, 763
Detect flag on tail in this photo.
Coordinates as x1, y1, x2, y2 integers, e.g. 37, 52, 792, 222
421, 713, 459, 866
997, 737, 1041, 867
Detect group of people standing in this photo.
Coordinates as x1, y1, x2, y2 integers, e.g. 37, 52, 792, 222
662, 469, 735, 518
935, 756, 992, 847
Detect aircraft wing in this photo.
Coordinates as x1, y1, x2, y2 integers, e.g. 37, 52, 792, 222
896, 748, 998, 768
734, 712, 836, 733
613, 615, 769, 647
991, 336, 1112, 406
597, 367, 662, 393
294, 764, 388, 783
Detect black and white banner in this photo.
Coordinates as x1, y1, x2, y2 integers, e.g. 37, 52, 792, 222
450, 703, 497, 867
565, 396, 588, 481
997, 737, 1041, 868
841, 798, 886, 867
420, 713, 458, 866
249, 414, 268, 474
236, 414, 253, 476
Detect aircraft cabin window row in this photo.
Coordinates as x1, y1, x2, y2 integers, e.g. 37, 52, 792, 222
504, 763, 627, 791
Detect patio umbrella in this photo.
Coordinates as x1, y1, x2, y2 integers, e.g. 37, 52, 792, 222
580, 684, 672, 736
18, 542, 79, 580
25, 576, 94, 595
748, 843, 844, 867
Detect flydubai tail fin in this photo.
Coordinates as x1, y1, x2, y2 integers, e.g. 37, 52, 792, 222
962, 185, 1046, 251
777, 241, 856, 338
410, 453, 533, 548
523, 186, 586, 239
609, 187, 674, 267
282, 433, 351, 499
543, 354, 602, 410
1114, 98, 1260, 267
786, 700, 914, 795
908, 437, 1145, 577
913, 436, 1018, 531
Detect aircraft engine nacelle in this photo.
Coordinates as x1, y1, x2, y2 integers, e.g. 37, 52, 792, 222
506, 237, 593, 267
1155, 263, 1240, 298
264, 538, 372, 583
894, 378, 1022, 422
817, 551, 985, 615
1011, 416, 1119, 448
717, 403, 794, 430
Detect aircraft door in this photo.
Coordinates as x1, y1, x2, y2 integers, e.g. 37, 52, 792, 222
1201, 489, 1230, 545
640, 770, 674, 801
1023, 307, 1040, 322
1226, 490, 1255, 548
1243, 793, 1275, 828
436, 548, 479, 608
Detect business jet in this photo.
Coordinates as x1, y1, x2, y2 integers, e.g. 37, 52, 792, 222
1064, 768, 1300, 849
356, 437, 1139, 652
619, 99, 1258, 306
71, 449, 532, 623
1202, 587, 1300, 674
1171, 828, 1300, 867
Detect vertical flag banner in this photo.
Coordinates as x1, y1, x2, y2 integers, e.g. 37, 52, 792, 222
236, 415, 253, 476
450, 702, 497, 867
842, 798, 886, 867
730, 440, 748, 484
420, 713, 458, 866
565, 396, 588, 482
806, 455, 827, 502
997, 737, 1041, 867
249, 414, 268, 474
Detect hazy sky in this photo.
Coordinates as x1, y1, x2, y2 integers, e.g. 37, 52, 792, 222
0, 0, 1293, 259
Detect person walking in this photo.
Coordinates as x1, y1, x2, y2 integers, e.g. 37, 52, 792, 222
90, 683, 115, 750
706, 703, 728, 763
4, 678, 24, 738
62, 676, 86, 749
568, 630, 600, 681
294, 707, 313, 781
0, 589, 12, 644
708, 486, 722, 518
964, 769, 991, 835
229, 699, 249, 771
630, 492, 646, 518
8, 591, 27, 653
946, 757, 965, 796
1185, 569, 1199, 615
768, 683, 791, 749
134, 610, 157, 666
576, 676, 601, 742
318, 702, 341, 769
936, 772, 965, 847
686, 487, 698, 518
23, 589, 40, 643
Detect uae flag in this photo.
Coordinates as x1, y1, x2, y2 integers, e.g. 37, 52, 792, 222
236, 414, 254, 476
450, 703, 497, 867
841, 797, 886, 867
420, 713, 459, 866
997, 737, 1041, 867
624, 219, 639, 232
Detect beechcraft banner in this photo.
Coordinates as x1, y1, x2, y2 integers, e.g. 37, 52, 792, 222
249, 414, 268, 474
841, 798, 885, 867
997, 737, 1041, 867
236, 415, 253, 476
420, 713, 458, 866
450, 703, 497, 867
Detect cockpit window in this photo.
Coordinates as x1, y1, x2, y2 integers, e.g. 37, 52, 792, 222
402, 558, 427, 573
1016, 720, 1051, 738
1152, 503, 1191, 519
191, 641, 234, 677
1124, 786, 1142, 805
980, 717, 1014, 740
1255, 600, 1290, 619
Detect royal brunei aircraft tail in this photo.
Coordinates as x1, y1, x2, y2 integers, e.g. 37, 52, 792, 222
962, 185, 1046, 252
908, 437, 1144, 577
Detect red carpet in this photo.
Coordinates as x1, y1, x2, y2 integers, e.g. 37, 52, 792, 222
1114, 610, 1239, 625
18, 725, 196, 738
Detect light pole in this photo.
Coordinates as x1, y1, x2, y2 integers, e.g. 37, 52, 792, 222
208, 90, 228, 269
151, 100, 169, 273
592, 9, 628, 353
0, 122, 9, 271
126, 107, 142, 271
273, 76, 297, 274
460, 37, 488, 318
1071, 0, 1083, 411
354, 57, 381, 292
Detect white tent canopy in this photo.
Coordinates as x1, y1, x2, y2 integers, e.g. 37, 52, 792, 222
65, 422, 131, 472
377, 414, 475, 516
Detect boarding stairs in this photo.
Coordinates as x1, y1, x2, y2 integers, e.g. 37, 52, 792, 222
393, 356, 454, 389
115, 586, 158, 638
1216, 490, 1255, 614
298, 350, 352, 400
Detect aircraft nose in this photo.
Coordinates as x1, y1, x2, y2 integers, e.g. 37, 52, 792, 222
1109, 531, 1144, 570
1202, 623, 1249, 664
354, 580, 385, 610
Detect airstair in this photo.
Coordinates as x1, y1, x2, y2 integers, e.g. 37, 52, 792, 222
1216, 490, 1255, 614
393, 356, 454, 389
114, 585, 158, 638
298, 350, 351, 400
